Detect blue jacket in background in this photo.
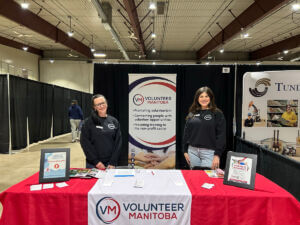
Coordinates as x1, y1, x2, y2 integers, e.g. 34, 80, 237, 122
68, 104, 83, 120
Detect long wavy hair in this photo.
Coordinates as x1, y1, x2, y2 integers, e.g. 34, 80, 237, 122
186, 86, 219, 120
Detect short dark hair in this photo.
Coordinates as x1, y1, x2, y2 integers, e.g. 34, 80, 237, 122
91, 94, 107, 107
71, 99, 77, 104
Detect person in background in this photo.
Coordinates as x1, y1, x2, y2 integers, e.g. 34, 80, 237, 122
244, 112, 254, 127
182, 86, 226, 170
80, 94, 122, 169
281, 104, 297, 127
68, 99, 83, 142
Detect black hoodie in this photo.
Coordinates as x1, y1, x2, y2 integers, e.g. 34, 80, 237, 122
80, 111, 122, 166
182, 109, 226, 157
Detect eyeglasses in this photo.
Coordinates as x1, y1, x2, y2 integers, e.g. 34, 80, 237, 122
94, 102, 106, 107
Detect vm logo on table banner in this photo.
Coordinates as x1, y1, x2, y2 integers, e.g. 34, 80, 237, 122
96, 197, 120, 224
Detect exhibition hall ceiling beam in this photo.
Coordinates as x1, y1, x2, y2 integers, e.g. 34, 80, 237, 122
250, 34, 300, 60
0, 0, 93, 58
122, 0, 146, 56
0, 36, 42, 56
196, 0, 290, 60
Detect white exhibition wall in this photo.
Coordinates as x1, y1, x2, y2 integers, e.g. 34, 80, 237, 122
40, 60, 93, 93
0, 44, 39, 80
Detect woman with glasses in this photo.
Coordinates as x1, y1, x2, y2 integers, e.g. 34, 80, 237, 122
80, 94, 122, 169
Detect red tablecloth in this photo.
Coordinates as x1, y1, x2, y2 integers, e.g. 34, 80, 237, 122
1, 171, 300, 225
0, 173, 97, 225
182, 170, 300, 225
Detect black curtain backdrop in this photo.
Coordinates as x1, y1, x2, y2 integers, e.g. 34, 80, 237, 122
0, 74, 91, 153
235, 136, 300, 201
93, 64, 235, 168
0, 75, 9, 153
81, 92, 92, 119
9, 76, 27, 150
64, 89, 72, 133
53, 86, 68, 136
27, 80, 53, 144
235, 65, 300, 137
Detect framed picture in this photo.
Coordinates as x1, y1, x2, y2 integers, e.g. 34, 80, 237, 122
223, 151, 257, 190
39, 148, 70, 183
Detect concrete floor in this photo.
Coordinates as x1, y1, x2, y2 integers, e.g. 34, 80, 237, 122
0, 134, 86, 217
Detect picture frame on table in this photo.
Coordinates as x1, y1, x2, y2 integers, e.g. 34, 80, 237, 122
223, 151, 257, 190
39, 148, 70, 183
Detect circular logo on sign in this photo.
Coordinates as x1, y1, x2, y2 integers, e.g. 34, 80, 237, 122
108, 124, 115, 129
133, 94, 144, 106
204, 114, 212, 120
96, 197, 120, 224
249, 78, 271, 97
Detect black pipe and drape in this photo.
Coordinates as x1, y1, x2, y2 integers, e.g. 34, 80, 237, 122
0, 75, 92, 153
93, 64, 235, 168
0, 75, 9, 153
10, 76, 28, 150
27, 80, 53, 144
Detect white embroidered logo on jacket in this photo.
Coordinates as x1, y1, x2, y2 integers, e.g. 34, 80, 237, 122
108, 124, 116, 129
204, 115, 212, 120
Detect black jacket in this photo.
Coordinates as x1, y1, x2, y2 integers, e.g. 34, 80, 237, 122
182, 109, 226, 157
80, 111, 122, 166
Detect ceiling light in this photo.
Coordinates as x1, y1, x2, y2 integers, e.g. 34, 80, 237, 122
67, 16, 74, 37
152, 49, 156, 53
149, 2, 156, 10
151, 33, 156, 39
277, 57, 283, 60
93, 53, 106, 57
219, 49, 224, 53
22, 46, 28, 51
243, 33, 249, 38
205, 62, 210, 65
21, 1, 29, 9
256, 61, 261, 66
290, 56, 300, 62
49, 59, 54, 63
292, 3, 300, 11
104, 60, 108, 64
90, 35, 96, 52
152, 61, 156, 65
283, 50, 289, 54
67, 31, 74, 37
4, 59, 12, 64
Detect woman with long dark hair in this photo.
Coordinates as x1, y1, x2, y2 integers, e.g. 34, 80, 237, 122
182, 87, 226, 169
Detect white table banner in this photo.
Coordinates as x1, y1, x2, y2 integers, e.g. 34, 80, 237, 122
88, 169, 191, 225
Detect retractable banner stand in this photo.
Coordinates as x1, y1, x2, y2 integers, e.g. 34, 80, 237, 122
242, 71, 300, 157
128, 74, 176, 169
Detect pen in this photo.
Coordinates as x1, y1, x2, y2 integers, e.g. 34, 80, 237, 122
151, 171, 155, 176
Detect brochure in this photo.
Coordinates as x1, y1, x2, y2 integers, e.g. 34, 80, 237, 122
69, 169, 106, 179
204, 169, 224, 178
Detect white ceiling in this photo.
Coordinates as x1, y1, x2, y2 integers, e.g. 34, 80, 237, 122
0, 0, 299, 61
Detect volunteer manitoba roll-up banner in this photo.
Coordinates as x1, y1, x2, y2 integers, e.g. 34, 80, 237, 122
128, 74, 176, 169
242, 71, 300, 157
